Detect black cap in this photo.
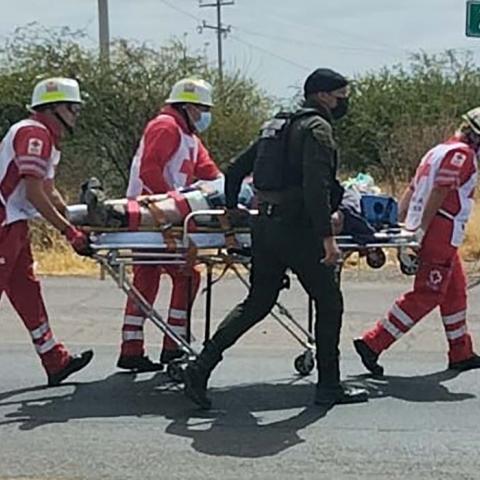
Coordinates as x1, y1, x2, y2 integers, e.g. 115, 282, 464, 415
303, 68, 348, 97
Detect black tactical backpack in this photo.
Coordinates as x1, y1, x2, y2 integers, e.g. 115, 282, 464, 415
253, 109, 318, 191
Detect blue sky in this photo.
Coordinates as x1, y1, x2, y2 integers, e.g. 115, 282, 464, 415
0, 0, 478, 98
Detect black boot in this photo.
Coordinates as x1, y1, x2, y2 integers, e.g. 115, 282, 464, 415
183, 342, 222, 410
183, 363, 212, 410
315, 383, 369, 406
48, 350, 94, 386
117, 355, 164, 372
81, 177, 108, 226
160, 348, 185, 365
353, 338, 384, 376
449, 354, 480, 372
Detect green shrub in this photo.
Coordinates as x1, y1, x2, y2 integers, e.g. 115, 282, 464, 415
2, 25, 480, 199
0, 25, 271, 199
337, 50, 480, 192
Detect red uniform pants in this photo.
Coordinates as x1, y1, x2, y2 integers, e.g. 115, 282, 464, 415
121, 264, 200, 357
0, 221, 70, 374
362, 216, 474, 364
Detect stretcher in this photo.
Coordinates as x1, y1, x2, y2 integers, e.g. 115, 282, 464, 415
81, 207, 419, 380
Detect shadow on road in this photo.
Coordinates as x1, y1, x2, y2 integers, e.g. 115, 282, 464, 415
166, 379, 330, 457
0, 373, 328, 457
346, 368, 475, 403
0, 368, 474, 458
0, 371, 182, 429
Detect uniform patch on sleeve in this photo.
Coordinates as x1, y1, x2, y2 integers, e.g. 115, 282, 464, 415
27, 138, 44, 156
451, 152, 466, 167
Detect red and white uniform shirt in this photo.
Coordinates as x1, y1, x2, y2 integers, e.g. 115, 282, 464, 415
406, 136, 478, 247
0, 114, 60, 226
126, 105, 220, 198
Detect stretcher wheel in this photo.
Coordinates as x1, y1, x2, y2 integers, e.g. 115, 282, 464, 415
366, 248, 386, 269
398, 251, 419, 276
294, 350, 315, 376
166, 360, 185, 383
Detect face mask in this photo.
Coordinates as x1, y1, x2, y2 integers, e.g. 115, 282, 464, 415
194, 111, 212, 133
331, 97, 349, 120
53, 105, 77, 135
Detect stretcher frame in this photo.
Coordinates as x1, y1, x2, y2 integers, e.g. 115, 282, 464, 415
89, 209, 419, 379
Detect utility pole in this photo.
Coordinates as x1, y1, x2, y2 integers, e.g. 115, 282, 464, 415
198, 0, 234, 84
98, 0, 110, 63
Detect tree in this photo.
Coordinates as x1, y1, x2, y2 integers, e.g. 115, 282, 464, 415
337, 50, 480, 192
0, 24, 272, 198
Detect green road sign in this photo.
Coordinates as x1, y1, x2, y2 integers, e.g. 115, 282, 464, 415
466, 0, 480, 37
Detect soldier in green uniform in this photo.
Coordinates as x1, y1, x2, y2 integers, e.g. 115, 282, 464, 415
183, 68, 369, 409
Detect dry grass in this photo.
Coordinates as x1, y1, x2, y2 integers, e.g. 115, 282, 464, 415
461, 203, 480, 261
33, 246, 99, 276
31, 222, 99, 277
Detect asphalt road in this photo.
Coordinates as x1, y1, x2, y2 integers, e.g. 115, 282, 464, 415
1, 270, 480, 480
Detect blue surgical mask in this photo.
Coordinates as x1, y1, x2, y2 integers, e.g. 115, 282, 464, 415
194, 111, 212, 133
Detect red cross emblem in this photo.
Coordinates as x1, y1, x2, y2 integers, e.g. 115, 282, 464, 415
46, 81, 58, 92
27, 138, 44, 155
183, 82, 196, 93
179, 148, 196, 185
429, 269, 443, 286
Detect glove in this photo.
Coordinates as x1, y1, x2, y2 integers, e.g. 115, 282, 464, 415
64, 226, 93, 257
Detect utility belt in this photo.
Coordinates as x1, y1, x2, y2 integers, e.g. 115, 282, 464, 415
257, 202, 312, 230
256, 186, 303, 219
258, 202, 285, 217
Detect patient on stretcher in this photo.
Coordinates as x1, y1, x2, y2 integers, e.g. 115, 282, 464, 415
69, 176, 254, 230
67, 176, 398, 240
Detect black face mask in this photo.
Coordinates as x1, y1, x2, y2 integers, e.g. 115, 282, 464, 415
331, 97, 349, 120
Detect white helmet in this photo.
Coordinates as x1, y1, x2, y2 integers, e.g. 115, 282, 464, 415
31, 77, 82, 109
165, 78, 214, 107
462, 107, 480, 135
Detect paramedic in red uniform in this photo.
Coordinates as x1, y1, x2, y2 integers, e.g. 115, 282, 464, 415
117, 78, 221, 372
354, 107, 480, 375
0, 77, 94, 386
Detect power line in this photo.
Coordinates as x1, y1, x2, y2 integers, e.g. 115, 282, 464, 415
156, 1, 402, 73
158, 0, 202, 22
157, 0, 312, 71
198, 0, 234, 84
159, 0, 237, 83
269, 12, 404, 54
233, 24, 406, 55
229, 34, 310, 71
